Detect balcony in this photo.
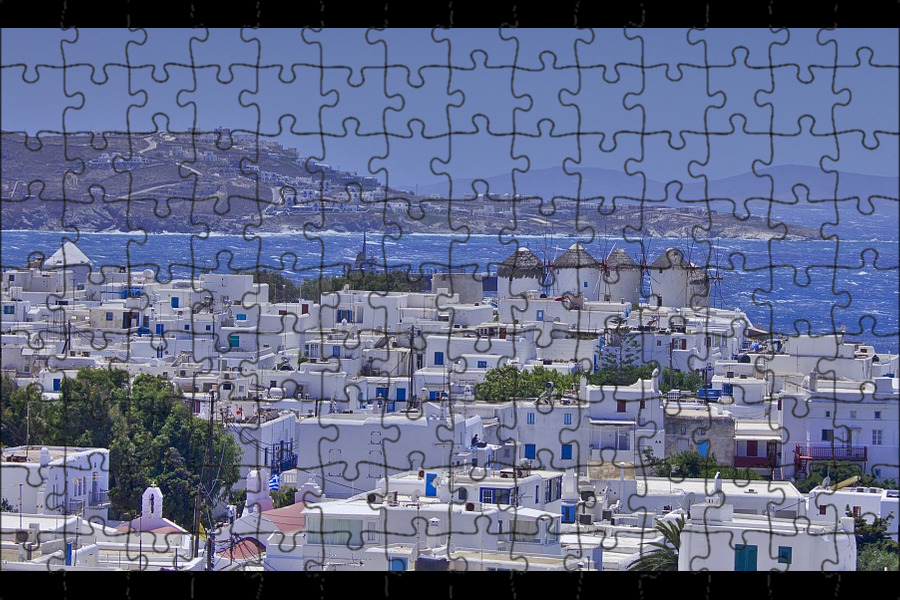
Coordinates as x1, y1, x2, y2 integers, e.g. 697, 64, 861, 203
88, 490, 110, 508
64, 498, 85, 515
794, 443, 867, 462
734, 455, 777, 469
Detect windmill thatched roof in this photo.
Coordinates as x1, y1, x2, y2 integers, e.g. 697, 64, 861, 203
497, 247, 544, 279
605, 248, 639, 269
649, 247, 690, 269
554, 243, 601, 269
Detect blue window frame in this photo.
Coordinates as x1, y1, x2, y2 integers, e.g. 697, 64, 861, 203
583, 281, 589, 288
526, 412, 535, 425
106, 312, 114, 321
184, 324, 190, 331
332, 345, 341, 358
777, 546, 792, 565
564, 413, 572, 425
236, 314, 247, 321
434, 351, 444, 366
734, 544, 758, 571
3, 305, 13, 315
53, 378, 61, 391
536, 309, 544, 322
477, 360, 488, 369
171, 297, 179, 308
723, 383, 734, 396
562, 504, 577, 523
205, 325, 211, 331
561, 444, 573, 460
429, 391, 438, 400
228, 334, 239, 348
156, 324, 164, 335
524, 444, 536, 459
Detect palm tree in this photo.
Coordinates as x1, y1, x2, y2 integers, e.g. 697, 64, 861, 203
627, 516, 686, 571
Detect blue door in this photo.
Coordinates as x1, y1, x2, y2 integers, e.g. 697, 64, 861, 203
425, 473, 438, 497
389, 557, 408, 571
561, 504, 576, 523
734, 544, 758, 571
396, 388, 406, 401
697, 440, 709, 457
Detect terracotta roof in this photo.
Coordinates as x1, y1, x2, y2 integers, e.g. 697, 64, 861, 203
262, 502, 307, 534
554, 243, 600, 269
218, 537, 265, 561
497, 248, 544, 278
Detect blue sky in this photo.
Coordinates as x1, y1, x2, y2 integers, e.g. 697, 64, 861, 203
2, 28, 897, 189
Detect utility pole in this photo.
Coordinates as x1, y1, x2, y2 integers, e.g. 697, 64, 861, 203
668, 339, 674, 391
408, 326, 415, 409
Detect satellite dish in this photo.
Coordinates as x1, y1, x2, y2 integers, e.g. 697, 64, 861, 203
679, 492, 696, 510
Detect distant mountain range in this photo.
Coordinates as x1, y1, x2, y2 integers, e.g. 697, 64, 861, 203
418, 164, 899, 237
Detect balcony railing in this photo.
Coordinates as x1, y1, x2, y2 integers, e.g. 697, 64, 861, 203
88, 490, 110, 508
64, 498, 84, 515
794, 444, 867, 462
734, 455, 777, 469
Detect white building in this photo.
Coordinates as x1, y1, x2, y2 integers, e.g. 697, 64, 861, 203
677, 501, 856, 571
1, 446, 110, 522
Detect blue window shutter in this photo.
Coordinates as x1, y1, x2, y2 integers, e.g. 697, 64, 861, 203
434, 351, 444, 366
524, 444, 536, 459
561, 444, 573, 460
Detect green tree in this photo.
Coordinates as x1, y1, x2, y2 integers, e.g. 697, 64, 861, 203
858, 540, 900, 571
44, 367, 131, 448
659, 367, 704, 394
8, 368, 243, 530
846, 510, 899, 571
1, 497, 15, 512
474, 365, 575, 403
645, 450, 761, 482
299, 271, 427, 302
251, 269, 302, 304
796, 461, 898, 494
270, 486, 297, 509
1, 376, 49, 447
627, 517, 686, 571
586, 364, 656, 387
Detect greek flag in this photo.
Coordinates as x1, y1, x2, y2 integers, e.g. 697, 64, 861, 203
268, 473, 280, 491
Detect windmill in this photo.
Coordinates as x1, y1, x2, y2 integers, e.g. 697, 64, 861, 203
706, 239, 738, 310
638, 232, 654, 300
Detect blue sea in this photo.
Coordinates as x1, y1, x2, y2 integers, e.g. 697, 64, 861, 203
2, 230, 897, 355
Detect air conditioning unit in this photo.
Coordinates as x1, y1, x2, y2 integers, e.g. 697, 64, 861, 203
578, 514, 593, 526
366, 493, 380, 504
465, 502, 475, 512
